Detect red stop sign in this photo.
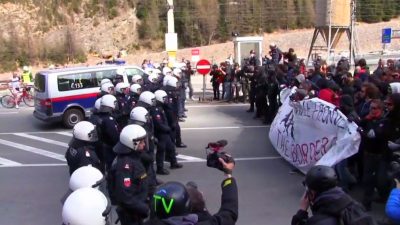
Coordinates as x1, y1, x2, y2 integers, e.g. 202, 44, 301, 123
196, 59, 211, 75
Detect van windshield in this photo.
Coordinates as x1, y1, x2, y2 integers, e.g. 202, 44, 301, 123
34, 73, 46, 93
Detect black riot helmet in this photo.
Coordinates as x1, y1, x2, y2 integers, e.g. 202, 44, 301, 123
305, 165, 338, 193
152, 181, 190, 219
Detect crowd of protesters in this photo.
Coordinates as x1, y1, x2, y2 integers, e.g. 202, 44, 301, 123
210, 43, 400, 224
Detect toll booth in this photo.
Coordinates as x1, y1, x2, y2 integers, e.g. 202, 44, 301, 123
233, 36, 263, 67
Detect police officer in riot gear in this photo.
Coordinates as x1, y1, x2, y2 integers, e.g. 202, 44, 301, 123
113, 68, 125, 86
62, 187, 111, 225
98, 82, 115, 99
132, 75, 144, 86
128, 83, 142, 110
161, 77, 187, 148
65, 121, 101, 175
151, 89, 183, 175
115, 82, 131, 128
108, 125, 150, 225
143, 73, 161, 92
98, 94, 120, 171
129, 106, 159, 193
144, 157, 238, 225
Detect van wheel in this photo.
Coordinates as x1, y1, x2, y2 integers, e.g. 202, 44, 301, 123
63, 109, 83, 128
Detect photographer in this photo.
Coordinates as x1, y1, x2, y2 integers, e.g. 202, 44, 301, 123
291, 165, 375, 225
144, 143, 238, 225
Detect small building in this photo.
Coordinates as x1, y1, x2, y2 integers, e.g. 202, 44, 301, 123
233, 36, 263, 67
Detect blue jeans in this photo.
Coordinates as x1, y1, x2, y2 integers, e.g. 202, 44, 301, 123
223, 82, 232, 100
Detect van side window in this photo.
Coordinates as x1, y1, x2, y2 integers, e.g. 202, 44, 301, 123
126, 68, 143, 83
58, 72, 96, 91
95, 70, 115, 86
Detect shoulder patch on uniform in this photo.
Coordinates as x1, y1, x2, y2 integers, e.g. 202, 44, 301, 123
124, 178, 131, 187
124, 163, 130, 169
223, 178, 232, 187
85, 151, 90, 157
69, 148, 77, 157
140, 173, 147, 180
109, 117, 114, 120
156, 114, 161, 120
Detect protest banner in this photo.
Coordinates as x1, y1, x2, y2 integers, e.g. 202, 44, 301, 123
269, 89, 361, 174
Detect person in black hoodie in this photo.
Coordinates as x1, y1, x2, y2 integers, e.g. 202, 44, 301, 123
291, 165, 373, 225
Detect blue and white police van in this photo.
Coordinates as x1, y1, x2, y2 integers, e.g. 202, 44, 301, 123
33, 65, 146, 128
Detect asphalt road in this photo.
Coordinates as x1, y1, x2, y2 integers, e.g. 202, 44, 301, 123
0, 102, 387, 225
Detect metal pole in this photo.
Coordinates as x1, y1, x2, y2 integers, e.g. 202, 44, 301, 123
202, 75, 206, 101
349, 0, 356, 66
327, 0, 333, 64
166, 0, 175, 33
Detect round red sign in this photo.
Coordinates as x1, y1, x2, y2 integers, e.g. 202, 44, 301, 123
196, 59, 211, 75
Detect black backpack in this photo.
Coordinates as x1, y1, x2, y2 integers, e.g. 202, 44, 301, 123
312, 200, 377, 225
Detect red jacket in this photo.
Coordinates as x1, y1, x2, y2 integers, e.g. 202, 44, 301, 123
318, 88, 339, 106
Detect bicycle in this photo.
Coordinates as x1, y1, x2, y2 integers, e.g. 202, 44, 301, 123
1, 86, 34, 108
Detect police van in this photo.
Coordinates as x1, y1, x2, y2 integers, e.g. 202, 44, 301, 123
33, 65, 146, 128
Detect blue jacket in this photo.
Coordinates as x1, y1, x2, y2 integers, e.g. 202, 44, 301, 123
386, 188, 400, 224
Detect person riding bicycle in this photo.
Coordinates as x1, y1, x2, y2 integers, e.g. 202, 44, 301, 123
9, 73, 22, 109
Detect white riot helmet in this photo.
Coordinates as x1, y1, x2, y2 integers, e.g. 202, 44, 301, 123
100, 82, 114, 94
94, 98, 101, 111
130, 106, 149, 124
163, 67, 172, 76
23, 66, 29, 71
173, 68, 182, 79
100, 79, 111, 86
116, 68, 125, 76
144, 68, 153, 75
166, 76, 178, 88
148, 74, 159, 84
115, 82, 129, 94
120, 124, 147, 151
69, 166, 104, 191
269, 42, 277, 49
152, 68, 162, 75
62, 188, 110, 225
130, 83, 142, 95
100, 94, 117, 110
72, 121, 98, 142
163, 75, 173, 86
132, 75, 143, 85
155, 90, 168, 103
139, 91, 156, 106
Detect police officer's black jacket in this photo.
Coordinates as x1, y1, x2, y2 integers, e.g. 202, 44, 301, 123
65, 138, 101, 175
108, 143, 149, 218
151, 105, 171, 136
127, 93, 140, 110
144, 177, 238, 225
97, 112, 119, 146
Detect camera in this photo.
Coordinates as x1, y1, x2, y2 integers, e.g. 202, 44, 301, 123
205, 140, 234, 172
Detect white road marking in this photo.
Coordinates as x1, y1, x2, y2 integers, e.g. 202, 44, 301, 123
56, 132, 73, 137
0, 163, 66, 168
181, 125, 269, 130
0, 155, 282, 167
0, 139, 66, 162
0, 157, 22, 166
0, 112, 19, 115
234, 156, 282, 161
13, 133, 68, 147
186, 104, 248, 108
176, 154, 205, 162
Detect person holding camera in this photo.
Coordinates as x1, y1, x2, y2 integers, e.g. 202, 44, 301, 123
291, 165, 375, 225
144, 155, 238, 225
